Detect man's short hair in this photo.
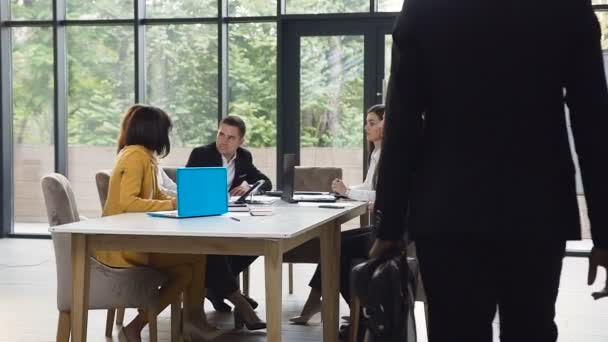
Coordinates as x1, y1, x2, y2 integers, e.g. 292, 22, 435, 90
220, 115, 246, 138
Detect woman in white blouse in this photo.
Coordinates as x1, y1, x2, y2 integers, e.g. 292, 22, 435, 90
331, 104, 384, 203
290, 105, 385, 336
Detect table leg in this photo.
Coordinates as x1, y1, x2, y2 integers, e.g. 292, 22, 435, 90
264, 241, 283, 342
71, 234, 90, 342
321, 222, 340, 342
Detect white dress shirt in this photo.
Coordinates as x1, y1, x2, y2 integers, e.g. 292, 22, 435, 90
347, 148, 380, 202
222, 153, 237, 188
156, 167, 177, 197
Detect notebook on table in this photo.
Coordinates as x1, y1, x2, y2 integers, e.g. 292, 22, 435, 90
148, 167, 228, 218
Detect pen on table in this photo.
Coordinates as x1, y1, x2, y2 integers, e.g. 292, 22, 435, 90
230, 217, 241, 222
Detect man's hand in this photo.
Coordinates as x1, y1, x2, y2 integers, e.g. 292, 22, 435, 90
331, 178, 348, 195
588, 246, 608, 300
369, 239, 403, 258
230, 181, 250, 196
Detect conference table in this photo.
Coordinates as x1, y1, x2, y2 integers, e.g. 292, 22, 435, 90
50, 200, 368, 342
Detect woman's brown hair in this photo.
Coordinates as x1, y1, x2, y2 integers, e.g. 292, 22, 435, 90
366, 104, 385, 190
116, 104, 172, 158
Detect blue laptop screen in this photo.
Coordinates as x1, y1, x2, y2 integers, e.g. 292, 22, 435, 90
176, 167, 228, 217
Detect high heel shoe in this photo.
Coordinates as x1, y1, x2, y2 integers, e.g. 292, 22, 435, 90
234, 311, 267, 331
289, 304, 321, 325
183, 321, 224, 341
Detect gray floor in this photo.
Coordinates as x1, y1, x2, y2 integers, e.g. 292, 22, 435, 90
1, 238, 608, 342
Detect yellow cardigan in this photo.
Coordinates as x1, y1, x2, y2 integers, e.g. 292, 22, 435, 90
96, 145, 174, 268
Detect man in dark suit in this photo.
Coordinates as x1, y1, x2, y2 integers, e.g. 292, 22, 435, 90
370, 0, 608, 341
185, 116, 269, 324
186, 115, 272, 195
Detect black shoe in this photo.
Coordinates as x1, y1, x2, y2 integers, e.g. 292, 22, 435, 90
234, 311, 267, 331
242, 294, 258, 310
206, 290, 232, 313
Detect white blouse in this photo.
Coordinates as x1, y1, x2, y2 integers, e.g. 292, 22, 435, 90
347, 148, 380, 202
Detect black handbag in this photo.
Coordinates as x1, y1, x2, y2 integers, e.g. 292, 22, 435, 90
352, 248, 417, 342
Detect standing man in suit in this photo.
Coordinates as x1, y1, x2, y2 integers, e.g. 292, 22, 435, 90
370, 0, 608, 341
185, 115, 270, 328
187, 115, 272, 195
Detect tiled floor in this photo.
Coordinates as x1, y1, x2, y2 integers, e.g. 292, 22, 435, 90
1, 238, 608, 341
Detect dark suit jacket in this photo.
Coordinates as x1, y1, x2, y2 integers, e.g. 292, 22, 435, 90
374, 0, 608, 247
186, 143, 272, 192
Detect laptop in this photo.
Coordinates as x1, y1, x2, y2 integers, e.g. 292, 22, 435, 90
148, 167, 228, 218
281, 153, 337, 203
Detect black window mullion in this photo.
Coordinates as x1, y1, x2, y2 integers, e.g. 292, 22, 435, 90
53, 0, 67, 177
219, 0, 228, 119
134, 0, 145, 103
0, 0, 13, 237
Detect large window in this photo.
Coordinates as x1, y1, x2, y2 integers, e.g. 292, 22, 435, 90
229, 23, 277, 186
146, 24, 219, 168
286, 0, 368, 14
10, 0, 51, 20
145, 0, 217, 18
67, 26, 135, 219
67, 0, 134, 19
12, 27, 54, 234
299, 35, 365, 185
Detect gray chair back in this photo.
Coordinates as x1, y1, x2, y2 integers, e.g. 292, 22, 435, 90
41, 173, 80, 227
95, 170, 111, 209
294, 167, 342, 192
42, 173, 165, 311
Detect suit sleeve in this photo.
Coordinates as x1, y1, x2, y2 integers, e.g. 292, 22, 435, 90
373, 1, 426, 241
244, 151, 273, 191
565, 1, 608, 248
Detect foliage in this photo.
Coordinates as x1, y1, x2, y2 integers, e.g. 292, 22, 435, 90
11, 0, 379, 150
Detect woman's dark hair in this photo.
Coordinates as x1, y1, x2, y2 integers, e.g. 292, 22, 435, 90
117, 104, 172, 158
366, 104, 385, 190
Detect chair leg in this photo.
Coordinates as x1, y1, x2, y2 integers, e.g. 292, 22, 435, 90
147, 310, 158, 342
57, 311, 71, 342
116, 307, 125, 326
105, 309, 116, 337
171, 299, 182, 342
349, 296, 361, 342
288, 263, 294, 294
243, 267, 250, 296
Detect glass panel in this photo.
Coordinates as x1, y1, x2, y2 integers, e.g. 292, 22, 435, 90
286, 0, 367, 14
67, 0, 133, 19
12, 27, 54, 234
229, 0, 276, 17
597, 12, 608, 50
146, 0, 217, 18
10, 0, 51, 20
300, 36, 365, 186
67, 26, 134, 219
383, 34, 392, 103
378, 0, 403, 12
229, 23, 277, 186
146, 24, 218, 169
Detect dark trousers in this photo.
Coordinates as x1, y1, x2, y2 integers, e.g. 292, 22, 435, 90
309, 227, 373, 304
205, 255, 258, 297
416, 236, 565, 342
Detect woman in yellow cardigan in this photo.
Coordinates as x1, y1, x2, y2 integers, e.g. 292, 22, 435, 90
96, 105, 220, 342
